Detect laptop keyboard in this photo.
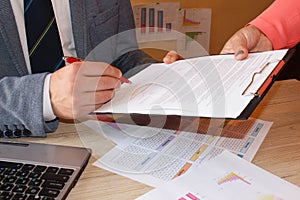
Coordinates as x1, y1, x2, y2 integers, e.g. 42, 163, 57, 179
0, 161, 74, 200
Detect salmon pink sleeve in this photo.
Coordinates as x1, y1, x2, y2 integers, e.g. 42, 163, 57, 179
249, 0, 300, 49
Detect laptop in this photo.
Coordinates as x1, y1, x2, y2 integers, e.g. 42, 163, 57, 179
0, 140, 91, 200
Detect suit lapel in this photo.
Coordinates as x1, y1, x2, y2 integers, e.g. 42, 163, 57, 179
69, 0, 87, 59
0, 0, 28, 76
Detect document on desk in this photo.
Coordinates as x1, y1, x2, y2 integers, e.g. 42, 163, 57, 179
95, 49, 288, 119
91, 118, 272, 187
136, 150, 300, 200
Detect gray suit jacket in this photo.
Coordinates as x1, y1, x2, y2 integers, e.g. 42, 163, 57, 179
0, 0, 155, 137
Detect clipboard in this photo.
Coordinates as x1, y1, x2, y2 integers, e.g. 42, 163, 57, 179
94, 48, 296, 121
237, 46, 297, 119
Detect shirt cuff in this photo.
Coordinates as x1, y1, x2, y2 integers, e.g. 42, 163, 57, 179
43, 74, 57, 121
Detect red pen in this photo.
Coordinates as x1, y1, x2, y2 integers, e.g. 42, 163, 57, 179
63, 56, 132, 84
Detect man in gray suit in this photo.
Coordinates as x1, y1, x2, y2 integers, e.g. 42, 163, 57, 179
0, 0, 157, 137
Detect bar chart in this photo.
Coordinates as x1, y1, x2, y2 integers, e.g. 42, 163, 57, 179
134, 3, 180, 34
132, 3, 211, 57
217, 172, 251, 185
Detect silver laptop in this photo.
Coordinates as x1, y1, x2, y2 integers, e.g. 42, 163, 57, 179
0, 140, 91, 200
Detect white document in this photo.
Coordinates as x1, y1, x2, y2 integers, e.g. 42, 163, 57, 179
92, 118, 272, 187
95, 50, 288, 118
137, 151, 300, 200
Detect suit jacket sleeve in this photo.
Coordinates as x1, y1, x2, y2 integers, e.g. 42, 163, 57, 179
250, 0, 300, 49
0, 73, 58, 137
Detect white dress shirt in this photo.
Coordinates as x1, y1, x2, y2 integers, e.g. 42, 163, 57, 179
10, 0, 77, 121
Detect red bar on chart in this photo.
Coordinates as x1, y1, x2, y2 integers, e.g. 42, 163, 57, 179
157, 10, 163, 32
141, 7, 146, 33
149, 8, 155, 32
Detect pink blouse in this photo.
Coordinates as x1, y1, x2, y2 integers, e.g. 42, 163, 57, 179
250, 0, 300, 49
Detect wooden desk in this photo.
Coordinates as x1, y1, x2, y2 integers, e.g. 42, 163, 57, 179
17, 79, 300, 199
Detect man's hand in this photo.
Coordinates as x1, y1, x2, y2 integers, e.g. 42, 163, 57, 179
163, 50, 183, 64
49, 61, 122, 120
220, 25, 273, 60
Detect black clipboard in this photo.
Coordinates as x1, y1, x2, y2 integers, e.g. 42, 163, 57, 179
237, 46, 297, 120
94, 46, 298, 124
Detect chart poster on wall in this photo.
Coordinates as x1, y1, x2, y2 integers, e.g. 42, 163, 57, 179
132, 2, 211, 54
180, 8, 212, 53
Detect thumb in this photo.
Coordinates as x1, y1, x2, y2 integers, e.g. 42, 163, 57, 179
230, 32, 250, 60
234, 48, 249, 60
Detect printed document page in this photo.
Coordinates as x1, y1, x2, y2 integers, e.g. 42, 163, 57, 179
95, 50, 288, 118
91, 118, 272, 187
136, 151, 300, 200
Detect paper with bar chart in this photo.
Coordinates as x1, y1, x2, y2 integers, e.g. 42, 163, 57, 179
132, 3, 211, 55
133, 2, 181, 43
91, 118, 272, 187
136, 151, 300, 200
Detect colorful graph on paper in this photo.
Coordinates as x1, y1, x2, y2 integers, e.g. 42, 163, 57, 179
182, 9, 201, 26
217, 172, 251, 185
180, 8, 211, 52
183, 10, 201, 26
135, 151, 300, 200
132, 3, 212, 53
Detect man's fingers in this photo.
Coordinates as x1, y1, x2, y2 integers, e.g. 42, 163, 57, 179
89, 114, 115, 122
220, 29, 250, 60
234, 48, 249, 60
163, 50, 183, 64
91, 89, 115, 105
230, 32, 250, 60
50, 61, 122, 120
77, 76, 121, 91
221, 43, 249, 60
77, 61, 122, 78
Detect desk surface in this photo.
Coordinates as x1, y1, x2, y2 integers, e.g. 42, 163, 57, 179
16, 79, 300, 200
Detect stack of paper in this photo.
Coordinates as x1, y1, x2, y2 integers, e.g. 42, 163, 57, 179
91, 118, 272, 187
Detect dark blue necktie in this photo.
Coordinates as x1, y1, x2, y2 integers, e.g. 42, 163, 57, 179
24, 0, 64, 73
